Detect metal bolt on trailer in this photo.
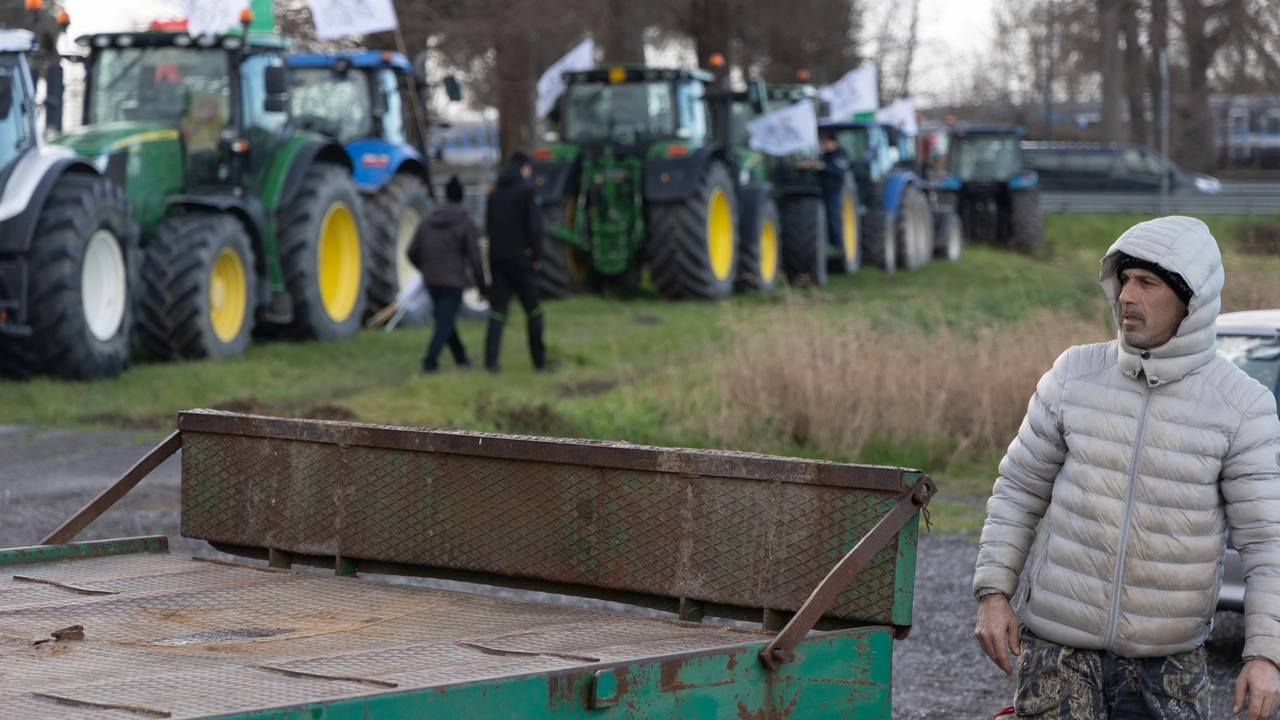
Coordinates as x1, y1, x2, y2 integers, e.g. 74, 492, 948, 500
4, 411, 933, 719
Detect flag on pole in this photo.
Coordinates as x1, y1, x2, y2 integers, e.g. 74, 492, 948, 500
163, 0, 250, 37
306, 0, 399, 40
746, 100, 819, 157
536, 38, 595, 118
875, 98, 919, 135
817, 66, 878, 124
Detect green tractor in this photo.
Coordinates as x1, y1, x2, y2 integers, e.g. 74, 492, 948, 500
532, 66, 750, 300
50, 2, 368, 361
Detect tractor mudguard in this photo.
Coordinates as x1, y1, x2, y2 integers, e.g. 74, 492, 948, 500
643, 145, 717, 203
277, 139, 354, 210
0, 148, 99, 255
165, 194, 270, 285
532, 160, 575, 206
880, 171, 923, 219
344, 137, 426, 193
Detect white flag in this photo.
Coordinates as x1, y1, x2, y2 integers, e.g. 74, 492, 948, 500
875, 98, 919, 135
306, 0, 399, 40
817, 66, 878, 124
164, 0, 250, 38
536, 38, 595, 118
746, 100, 819, 158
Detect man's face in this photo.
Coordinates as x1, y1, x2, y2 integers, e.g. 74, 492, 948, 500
1117, 267, 1188, 349
521, 162, 532, 179
820, 137, 838, 152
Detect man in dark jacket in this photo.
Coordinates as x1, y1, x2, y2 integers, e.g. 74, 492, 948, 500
483, 151, 549, 372
818, 130, 851, 251
406, 176, 486, 373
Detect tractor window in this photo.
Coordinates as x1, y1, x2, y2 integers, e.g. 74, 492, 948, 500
836, 127, 868, 161
379, 69, 406, 146
948, 135, 1023, 182
675, 81, 707, 145
0, 56, 33, 177
239, 53, 288, 179
88, 47, 230, 128
289, 66, 373, 142
563, 81, 675, 145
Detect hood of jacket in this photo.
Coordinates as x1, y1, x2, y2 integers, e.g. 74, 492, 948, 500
496, 163, 525, 188
1098, 215, 1224, 386
428, 202, 470, 228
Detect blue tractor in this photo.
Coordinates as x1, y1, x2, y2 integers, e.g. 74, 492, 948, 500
287, 50, 460, 322
936, 124, 1041, 254
825, 121, 960, 273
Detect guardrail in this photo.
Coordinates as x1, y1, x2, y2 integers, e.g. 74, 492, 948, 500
1042, 193, 1280, 215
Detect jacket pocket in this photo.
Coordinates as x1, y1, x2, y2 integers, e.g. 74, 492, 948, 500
1014, 630, 1065, 717
1141, 646, 1210, 719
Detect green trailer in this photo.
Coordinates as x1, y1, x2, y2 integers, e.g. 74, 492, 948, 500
2, 411, 933, 718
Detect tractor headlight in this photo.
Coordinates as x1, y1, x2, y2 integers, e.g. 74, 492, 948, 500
1194, 176, 1222, 195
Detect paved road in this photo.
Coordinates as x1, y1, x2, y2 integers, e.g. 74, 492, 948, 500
0, 429, 1250, 718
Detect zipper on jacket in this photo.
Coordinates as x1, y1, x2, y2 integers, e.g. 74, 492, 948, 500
1103, 382, 1154, 651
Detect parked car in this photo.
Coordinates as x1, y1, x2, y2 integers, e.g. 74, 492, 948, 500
1216, 309, 1280, 611
1023, 142, 1223, 195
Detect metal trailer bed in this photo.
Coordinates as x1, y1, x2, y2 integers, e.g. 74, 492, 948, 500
0, 410, 934, 719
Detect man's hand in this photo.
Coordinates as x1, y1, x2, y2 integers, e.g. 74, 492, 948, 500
1235, 658, 1280, 720
974, 593, 1021, 675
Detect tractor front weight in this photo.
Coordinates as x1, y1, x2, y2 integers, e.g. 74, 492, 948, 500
562, 155, 645, 277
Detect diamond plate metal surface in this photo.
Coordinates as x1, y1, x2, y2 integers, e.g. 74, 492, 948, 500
1, 552, 772, 719
179, 411, 921, 626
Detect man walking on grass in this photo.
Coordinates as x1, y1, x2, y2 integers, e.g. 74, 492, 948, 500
484, 151, 552, 373
974, 216, 1280, 719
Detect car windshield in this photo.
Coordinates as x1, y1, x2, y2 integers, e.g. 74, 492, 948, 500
563, 81, 674, 145
88, 47, 230, 127
1218, 334, 1280, 394
949, 134, 1023, 182
289, 67, 373, 142
0, 56, 32, 177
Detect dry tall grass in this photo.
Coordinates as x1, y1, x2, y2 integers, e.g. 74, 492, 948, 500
708, 300, 1111, 467
1221, 254, 1280, 312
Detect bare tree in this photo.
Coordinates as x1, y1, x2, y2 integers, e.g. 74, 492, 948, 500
602, 0, 646, 63
1098, 0, 1125, 141
1122, 0, 1147, 144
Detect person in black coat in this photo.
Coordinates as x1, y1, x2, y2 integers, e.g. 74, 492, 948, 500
818, 130, 851, 251
483, 151, 552, 373
406, 176, 485, 373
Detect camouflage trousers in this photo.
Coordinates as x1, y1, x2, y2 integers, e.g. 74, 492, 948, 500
1014, 628, 1209, 720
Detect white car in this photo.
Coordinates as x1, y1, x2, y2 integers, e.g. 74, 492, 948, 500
1216, 309, 1280, 611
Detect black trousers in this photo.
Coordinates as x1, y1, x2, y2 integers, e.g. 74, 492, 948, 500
484, 259, 545, 370
423, 285, 468, 370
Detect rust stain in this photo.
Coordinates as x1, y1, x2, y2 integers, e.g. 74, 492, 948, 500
547, 673, 576, 707
736, 692, 799, 720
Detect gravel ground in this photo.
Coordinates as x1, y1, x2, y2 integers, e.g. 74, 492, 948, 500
0, 428, 1252, 718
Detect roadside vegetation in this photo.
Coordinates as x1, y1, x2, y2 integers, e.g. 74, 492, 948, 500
3, 213, 1278, 531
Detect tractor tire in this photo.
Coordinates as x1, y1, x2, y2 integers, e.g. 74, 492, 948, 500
780, 195, 828, 288
139, 213, 257, 360
274, 162, 370, 341
1009, 188, 1043, 254
933, 207, 963, 262
828, 178, 860, 274
537, 198, 593, 298
895, 184, 932, 271
861, 204, 895, 274
0, 172, 136, 380
734, 185, 781, 293
365, 173, 431, 326
647, 159, 739, 299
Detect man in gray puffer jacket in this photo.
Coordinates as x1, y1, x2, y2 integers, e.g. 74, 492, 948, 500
974, 216, 1280, 720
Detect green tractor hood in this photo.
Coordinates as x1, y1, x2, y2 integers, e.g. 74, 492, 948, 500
50, 121, 179, 158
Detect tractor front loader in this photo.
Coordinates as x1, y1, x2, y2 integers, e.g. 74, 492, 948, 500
0, 25, 139, 380
50, 1, 369, 362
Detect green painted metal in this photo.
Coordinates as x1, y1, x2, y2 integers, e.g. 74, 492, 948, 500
560, 154, 646, 276
0, 536, 168, 566
891, 476, 924, 629
248, 0, 275, 34
205, 627, 893, 719
254, 132, 316, 292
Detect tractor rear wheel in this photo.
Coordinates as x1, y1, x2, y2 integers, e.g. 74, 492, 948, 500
781, 195, 827, 288
1009, 188, 1043, 254
139, 213, 256, 360
933, 207, 963, 262
828, 180, 860, 274
861, 205, 895, 274
275, 162, 369, 340
0, 173, 136, 380
537, 197, 593, 298
647, 159, 738, 299
366, 173, 431, 326
735, 185, 781, 293
895, 184, 933, 271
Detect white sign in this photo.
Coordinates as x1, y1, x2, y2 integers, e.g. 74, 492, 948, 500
746, 100, 819, 158
306, 0, 399, 40
817, 66, 878, 124
164, 0, 250, 38
536, 38, 595, 118
875, 98, 919, 135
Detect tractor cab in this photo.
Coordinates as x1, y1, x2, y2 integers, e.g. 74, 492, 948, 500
942, 124, 1032, 191
549, 66, 714, 157
0, 30, 37, 185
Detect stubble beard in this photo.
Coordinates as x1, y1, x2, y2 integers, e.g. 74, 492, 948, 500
1123, 327, 1162, 349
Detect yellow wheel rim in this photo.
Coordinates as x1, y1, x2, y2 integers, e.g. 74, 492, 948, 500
842, 194, 857, 262
209, 247, 247, 343
317, 202, 361, 323
707, 187, 733, 282
563, 196, 591, 282
759, 217, 778, 284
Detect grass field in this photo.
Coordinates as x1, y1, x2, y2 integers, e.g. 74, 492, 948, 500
4, 213, 1279, 531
